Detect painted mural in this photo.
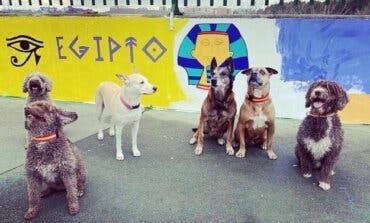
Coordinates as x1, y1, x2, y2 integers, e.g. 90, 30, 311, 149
276, 19, 370, 94
0, 17, 368, 124
0, 17, 188, 107
177, 23, 248, 90
276, 18, 370, 123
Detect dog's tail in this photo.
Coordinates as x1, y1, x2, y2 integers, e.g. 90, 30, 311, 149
95, 89, 105, 122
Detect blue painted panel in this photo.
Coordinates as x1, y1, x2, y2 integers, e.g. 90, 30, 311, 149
276, 19, 370, 93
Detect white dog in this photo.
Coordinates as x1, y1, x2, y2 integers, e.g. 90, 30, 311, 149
95, 72, 157, 160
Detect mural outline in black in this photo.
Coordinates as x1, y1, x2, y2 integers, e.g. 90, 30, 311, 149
6, 35, 44, 67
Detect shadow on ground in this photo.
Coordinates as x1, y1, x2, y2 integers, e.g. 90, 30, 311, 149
0, 114, 369, 223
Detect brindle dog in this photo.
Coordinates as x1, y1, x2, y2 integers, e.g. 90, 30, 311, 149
189, 57, 237, 156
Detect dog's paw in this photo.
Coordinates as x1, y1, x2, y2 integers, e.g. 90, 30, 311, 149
194, 146, 203, 155
132, 149, 141, 157
217, 138, 225, 146
116, 153, 124, 160
97, 131, 104, 140
68, 203, 80, 215
77, 190, 84, 197
318, 181, 331, 191
226, 145, 234, 156
261, 144, 267, 150
330, 170, 335, 176
235, 149, 246, 158
189, 137, 197, 145
109, 128, 115, 136
303, 173, 312, 178
24, 208, 38, 220
267, 151, 278, 160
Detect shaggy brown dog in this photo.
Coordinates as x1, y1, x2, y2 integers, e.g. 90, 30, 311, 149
22, 71, 53, 104
23, 72, 78, 149
295, 80, 349, 191
22, 71, 77, 125
24, 101, 86, 219
234, 67, 279, 160
189, 57, 237, 156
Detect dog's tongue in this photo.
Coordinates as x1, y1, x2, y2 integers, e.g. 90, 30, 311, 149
313, 101, 324, 108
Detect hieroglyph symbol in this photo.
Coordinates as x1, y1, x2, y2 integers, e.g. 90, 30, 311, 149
6, 35, 44, 67
142, 37, 167, 63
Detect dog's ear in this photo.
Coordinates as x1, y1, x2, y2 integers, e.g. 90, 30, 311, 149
116, 74, 130, 84
39, 74, 53, 92
335, 84, 349, 111
241, 68, 253, 76
225, 57, 234, 75
305, 82, 317, 108
210, 57, 217, 73
56, 109, 78, 126
266, 67, 278, 75
22, 75, 31, 93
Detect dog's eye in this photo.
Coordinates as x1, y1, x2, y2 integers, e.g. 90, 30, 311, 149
140, 81, 144, 84
260, 70, 266, 75
34, 115, 45, 121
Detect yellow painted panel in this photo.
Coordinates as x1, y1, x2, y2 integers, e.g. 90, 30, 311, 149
339, 94, 370, 124
0, 16, 188, 107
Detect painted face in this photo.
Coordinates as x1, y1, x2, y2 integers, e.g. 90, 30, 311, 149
191, 32, 233, 67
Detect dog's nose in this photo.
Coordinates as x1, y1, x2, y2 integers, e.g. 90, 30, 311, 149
211, 79, 217, 87
250, 73, 258, 81
153, 86, 157, 92
29, 80, 40, 85
315, 90, 321, 96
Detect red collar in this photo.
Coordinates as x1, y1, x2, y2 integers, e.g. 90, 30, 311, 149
32, 132, 57, 142
308, 112, 336, 118
248, 94, 270, 103
120, 96, 140, 110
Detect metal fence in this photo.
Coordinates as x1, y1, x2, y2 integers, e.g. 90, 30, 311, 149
0, 0, 337, 8
0, 0, 368, 15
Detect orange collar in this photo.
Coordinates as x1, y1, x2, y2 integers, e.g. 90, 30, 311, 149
308, 112, 336, 118
248, 94, 270, 103
32, 133, 57, 142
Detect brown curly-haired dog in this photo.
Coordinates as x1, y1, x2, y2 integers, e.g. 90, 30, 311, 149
24, 101, 86, 220
22, 72, 78, 149
295, 80, 349, 191
22, 71, 53, 104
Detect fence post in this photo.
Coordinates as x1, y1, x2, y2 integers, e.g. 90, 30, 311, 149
171, 0, 183, 15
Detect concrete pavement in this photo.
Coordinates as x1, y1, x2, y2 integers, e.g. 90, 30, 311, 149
0, 97, 369, 223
